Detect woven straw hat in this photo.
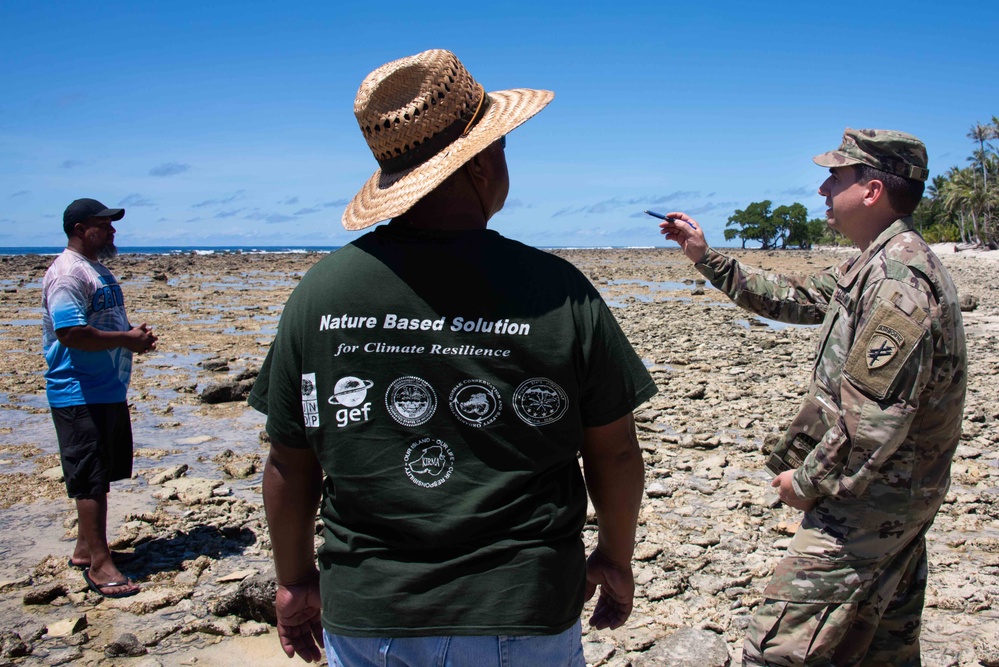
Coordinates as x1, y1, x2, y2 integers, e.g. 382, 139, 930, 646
342, 49, 554, 230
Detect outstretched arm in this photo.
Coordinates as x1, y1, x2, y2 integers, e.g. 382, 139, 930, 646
581, 413, 645, 630
657, 210, 837, 325
263, 441, 324, 662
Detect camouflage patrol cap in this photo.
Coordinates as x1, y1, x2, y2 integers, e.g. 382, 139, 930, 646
813, 128, 929, 182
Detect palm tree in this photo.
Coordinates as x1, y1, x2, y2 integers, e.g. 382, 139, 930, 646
941, 167, 983, 245
968, 122, 991, 193
918, 175, 957, 241
983, 154, 999, 245
965, 121, 999, 245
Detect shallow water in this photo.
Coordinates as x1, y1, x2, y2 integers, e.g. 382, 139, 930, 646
0, 482, 157, 581
0, 367, 268, 582
609, 279, 702, 292
735, 317, 820, 331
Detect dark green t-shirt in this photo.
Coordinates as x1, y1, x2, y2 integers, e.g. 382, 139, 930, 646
249, 224, 656, 637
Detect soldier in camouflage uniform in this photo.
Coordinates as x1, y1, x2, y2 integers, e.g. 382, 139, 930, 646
657, 129, 967, 666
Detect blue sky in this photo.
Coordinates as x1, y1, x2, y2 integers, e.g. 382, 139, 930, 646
2, 1, 996, 248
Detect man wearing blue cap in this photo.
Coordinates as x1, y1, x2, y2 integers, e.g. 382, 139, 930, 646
42, 198, 158, 598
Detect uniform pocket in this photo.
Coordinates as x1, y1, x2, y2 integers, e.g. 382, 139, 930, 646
763, 555, 878, 604
768, 394, 840, 475
748, 598, 859, 667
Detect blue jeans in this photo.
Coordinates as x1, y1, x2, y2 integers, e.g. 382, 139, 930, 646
323, 621, 585, 667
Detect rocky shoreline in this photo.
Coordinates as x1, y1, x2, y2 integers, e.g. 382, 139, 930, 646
0, 247, 996, 666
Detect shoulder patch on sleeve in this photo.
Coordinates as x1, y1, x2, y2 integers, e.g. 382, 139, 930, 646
844, 298, 927, 400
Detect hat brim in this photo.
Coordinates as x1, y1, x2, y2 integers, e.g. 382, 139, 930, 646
342, 88, 554, 231
812, 150, 864, 170
93, 208, 125, 222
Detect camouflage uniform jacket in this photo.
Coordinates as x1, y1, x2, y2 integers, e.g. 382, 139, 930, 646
695, 218, 967, 535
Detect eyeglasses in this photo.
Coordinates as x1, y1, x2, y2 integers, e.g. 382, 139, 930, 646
500, 135, 506, 150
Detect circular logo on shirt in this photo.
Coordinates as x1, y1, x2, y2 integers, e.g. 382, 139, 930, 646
449, 379, 502, 428
328, 376, 374, 407
404, 437, 454, 488
512, 378, 568, 426
385, 376, 437, 426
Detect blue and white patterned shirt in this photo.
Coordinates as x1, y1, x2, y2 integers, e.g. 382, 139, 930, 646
42, 249, 132, 406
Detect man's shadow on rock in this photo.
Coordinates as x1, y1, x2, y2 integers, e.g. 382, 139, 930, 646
119, 525, 257, 579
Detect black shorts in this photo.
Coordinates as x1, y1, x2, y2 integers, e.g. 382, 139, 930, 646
51, 402, 133, 498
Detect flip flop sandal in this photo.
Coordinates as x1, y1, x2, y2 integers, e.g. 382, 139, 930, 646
68, 551, 136, 569
82, 570, 140, 599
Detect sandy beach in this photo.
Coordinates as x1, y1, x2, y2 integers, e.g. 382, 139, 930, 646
0, 245, 996, 666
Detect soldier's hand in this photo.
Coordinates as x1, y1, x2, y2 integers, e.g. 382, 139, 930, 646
771, 470, 817, 511
657, 212, 707, 264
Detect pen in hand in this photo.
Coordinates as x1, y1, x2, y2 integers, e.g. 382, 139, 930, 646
644, 210, 696, 229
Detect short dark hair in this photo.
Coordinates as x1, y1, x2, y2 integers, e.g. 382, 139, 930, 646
853, 164, 925, 216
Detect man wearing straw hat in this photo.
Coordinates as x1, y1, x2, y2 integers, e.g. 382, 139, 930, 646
657, 129, 967, 666
249, 49, 656, 665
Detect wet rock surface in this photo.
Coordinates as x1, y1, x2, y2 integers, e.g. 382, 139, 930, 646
0, 247, 997, 665
105, 632, 146, 658
208, 573, 277, 625
634, 626, 731, 667
0, 631, 30, 659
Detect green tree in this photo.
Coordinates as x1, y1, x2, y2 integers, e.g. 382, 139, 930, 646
961, 119, 999, 245
968, 121, 992, 198
913, 175, 960, 243
804, 217, 832, 247
725, 200, 828, 249
902, 116, 999, 247
724, 200, 780, 249
774, 203, 825, 249
941, 166, 986, 244
816, 224, 851, 247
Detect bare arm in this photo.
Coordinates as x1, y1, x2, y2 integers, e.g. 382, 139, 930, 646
581, 412, 645, 629
263, 440, 324, 662
56, 323, 157, 353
